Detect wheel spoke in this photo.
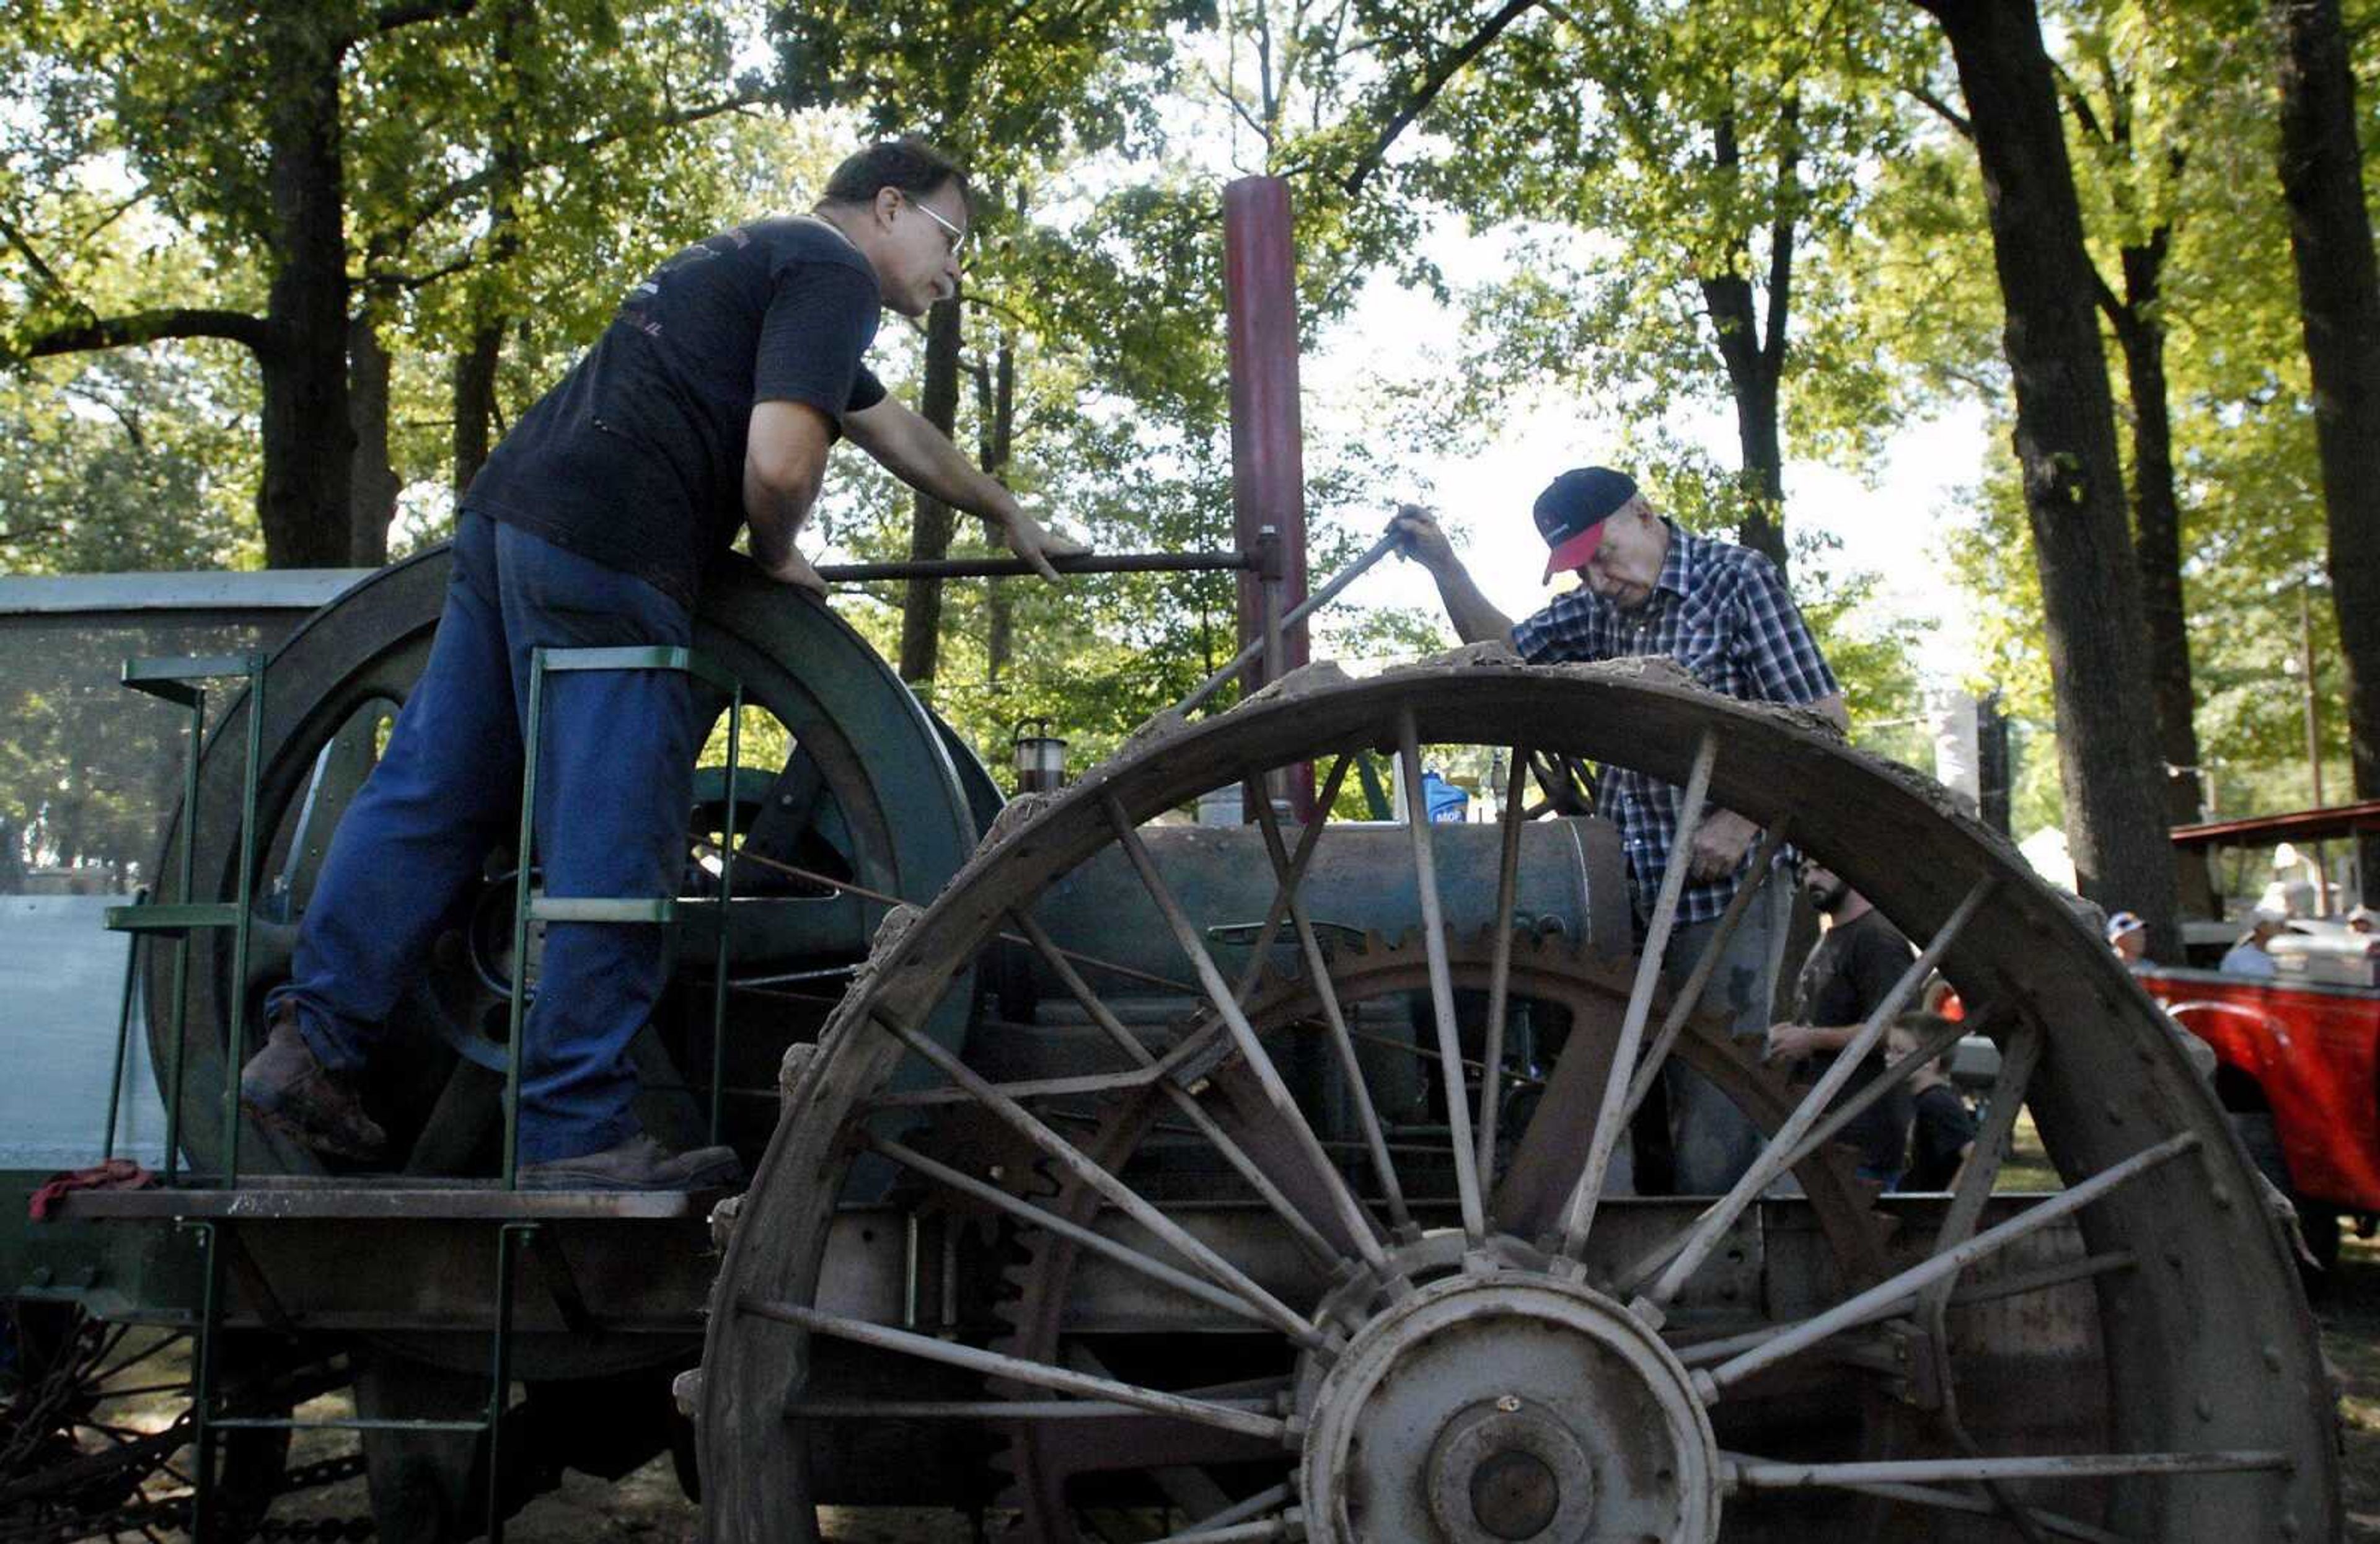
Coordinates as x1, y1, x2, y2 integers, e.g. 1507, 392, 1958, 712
1395, 705, 1489, 1249
1247, 769, 1414, 1236
741, 1298, 1292, 1443
1674, 1250, 2137, 1369
1013, 909, 1348, 1269
1817, 1479, 2131, 1543
1554, 730, 1719, 1269
1633, 875, 1994, 1307
1106, 793, 1391, 1277
1701, 1130, 2200, 1397
1152, 1520, 1294, 1543
1918, 1013, 2049, 1321
1618, 821, 1794, 1129
1725, 1448, 2291, 1489
866, 1008, 1337, 1352
1228, 754, 1357, 1005
1760, 1006, 1977, 1181
1473, 743, 1531, 1186
865, 1133, 1275, 1328
1173, 1482, 1294, 1537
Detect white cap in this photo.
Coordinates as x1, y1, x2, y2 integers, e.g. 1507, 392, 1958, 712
2250, 902, 2290, 925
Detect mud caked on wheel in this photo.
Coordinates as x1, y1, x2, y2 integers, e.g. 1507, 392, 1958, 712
700, 650, 2340, 1543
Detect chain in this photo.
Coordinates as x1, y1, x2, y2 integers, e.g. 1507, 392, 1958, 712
0, 1447, 375, 1544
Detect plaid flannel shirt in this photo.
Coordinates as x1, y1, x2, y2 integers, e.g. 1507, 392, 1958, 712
1509, 521, 1838, 925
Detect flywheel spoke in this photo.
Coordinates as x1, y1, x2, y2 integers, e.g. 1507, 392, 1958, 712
1473, 743, 1531, 1185
1631, 875, 1994, 1307
741, 1298, 1292, 1442
1617, 821, 1794, 1129
1106, 792, 1391, 1276
1553, 729, 1720, 1268
866, 1008, 1338, 1352
865, 1133, 1274, 1328
1701, 1130, 2200, 1398
1725, 1448, 2292, 1489
1395, 705, 1489, 1249
1013, 909, 1350, 1270
1247, 765, 1413, 1236
1227, 754, 1356, 1005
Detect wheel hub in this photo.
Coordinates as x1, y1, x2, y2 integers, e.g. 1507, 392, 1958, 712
1299, 1249, 1719, 1544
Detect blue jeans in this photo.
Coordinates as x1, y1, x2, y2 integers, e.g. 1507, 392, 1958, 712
267, 511, 695, 1164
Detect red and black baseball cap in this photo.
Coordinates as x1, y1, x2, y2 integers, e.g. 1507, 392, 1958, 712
1534, 467, 1639, 583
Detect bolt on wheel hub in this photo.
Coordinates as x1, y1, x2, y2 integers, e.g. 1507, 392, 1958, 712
1299, 1264, 1721, 1543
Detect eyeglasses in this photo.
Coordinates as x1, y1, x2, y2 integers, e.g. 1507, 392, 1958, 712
906, 196, 966, 256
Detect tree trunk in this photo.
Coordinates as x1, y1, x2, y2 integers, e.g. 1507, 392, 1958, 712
1915, 0, 2180, 954
347, 310, 400, 567
452, 0, 526, 506
2273, 0, 2380, 891
897, 292, 966, 686
452, 322, 503, 500
1699, 102, 1795, 573
2107, 243, 2213, 914
255, 3, 357, 568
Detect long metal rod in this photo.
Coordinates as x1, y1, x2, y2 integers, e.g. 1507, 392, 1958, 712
1250, 778, 1413, 1233
503, 651, 547, 1189
1673, 1250, 2137, 1369
816, 550, 1254, 583
1011, 911, 1344, 1269
739, 1297, 1292, 1443
1474, 744, 1532, 1181
1396, 706, 1489, 1248
1918, 1014, 2047, 1323
220, 655, 266, 1187
782, 1398, 1277, 1420
1705, 1131, 2200, 1395
1619, 823, 1793, 1128
708, 842, 1197, 996
1557, 731, 1720, 1266
707, 686, 742, 1145
1726, 1449, 2291, 1489
1766, 1010, 1973, 1179
1152, 1521, 1292, 1543
1823, 1480, 2128, 1544
868, 1008, 1334, 1352
1177, 1483, 1295, 1536
1641, 876, 1993, 1305
866, 1134, 1271, 1327
1105, 795, 1390, 1274
1177, 529, 1402, 717
165, 690, 202, 1185
102, 888, 149, 1162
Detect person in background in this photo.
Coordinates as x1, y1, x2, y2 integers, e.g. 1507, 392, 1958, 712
1894, 1026, 1977, 1193
2348, 904, 2376, 937
2219, 904, 2289, 979
2106, 910, 2148, 966
1763, 861, 1916, 1188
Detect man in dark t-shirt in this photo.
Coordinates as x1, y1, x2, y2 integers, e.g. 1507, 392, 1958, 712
241, 139, 1084, 1190
1764, 862, 1918, 1185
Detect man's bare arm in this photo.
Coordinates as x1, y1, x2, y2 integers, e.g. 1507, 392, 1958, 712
1390, 506, 1516, 648
744, 400, 836, 593
843, 395, 1086, 580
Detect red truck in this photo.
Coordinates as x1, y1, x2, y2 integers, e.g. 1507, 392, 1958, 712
2132, 800, 2380, 1271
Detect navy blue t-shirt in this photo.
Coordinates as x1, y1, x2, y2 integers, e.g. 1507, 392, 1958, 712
465, 216, 889, 607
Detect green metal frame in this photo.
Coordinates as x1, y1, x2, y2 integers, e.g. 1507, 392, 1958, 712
503, 643, 746, 1185
182, 1216, 534, 1543
104, 654, 268, 1187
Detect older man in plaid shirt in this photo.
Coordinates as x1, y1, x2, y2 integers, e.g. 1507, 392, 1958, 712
1393, 467, 1846, 1194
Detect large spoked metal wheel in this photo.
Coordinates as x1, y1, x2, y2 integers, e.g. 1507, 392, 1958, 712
142, 545, 982, 1187
701, 651, 2340, 1543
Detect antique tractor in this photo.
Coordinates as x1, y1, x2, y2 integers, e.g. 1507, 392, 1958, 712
33, 529, 2335, 1542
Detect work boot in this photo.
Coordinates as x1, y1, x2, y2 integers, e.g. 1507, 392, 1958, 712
239, 1006, 388, 1163
516, 1133, 743, 1192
